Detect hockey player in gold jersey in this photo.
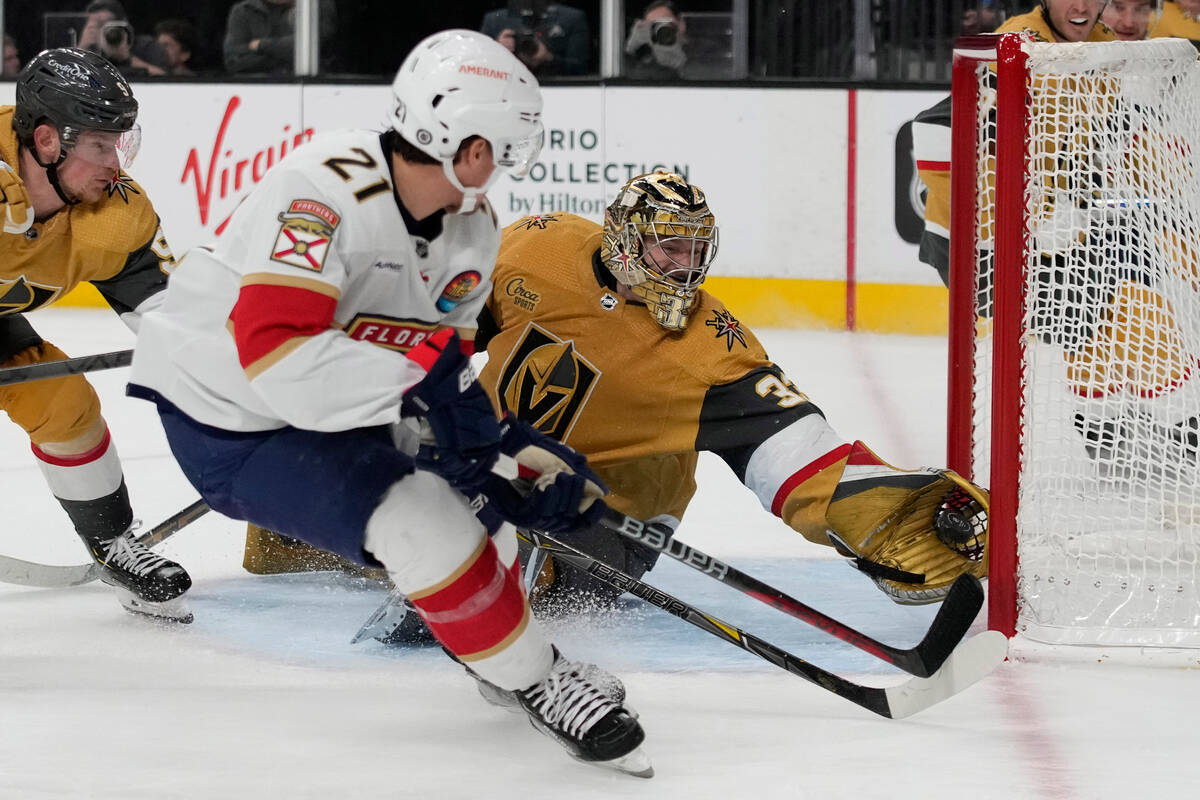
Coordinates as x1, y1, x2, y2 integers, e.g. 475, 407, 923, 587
0, 48, 191, 621
913, 3, 1200, 483
914, 1, 1117, 284
1152, 0, 1200, 40
473, 171, 989, 612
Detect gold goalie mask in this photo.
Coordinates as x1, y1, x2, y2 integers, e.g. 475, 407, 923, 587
601, 171, 719, 330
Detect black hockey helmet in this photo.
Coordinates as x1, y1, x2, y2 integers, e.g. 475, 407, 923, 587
13, 47, 138, 152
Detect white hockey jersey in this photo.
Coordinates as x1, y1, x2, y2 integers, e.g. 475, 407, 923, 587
128, 129, 501, 432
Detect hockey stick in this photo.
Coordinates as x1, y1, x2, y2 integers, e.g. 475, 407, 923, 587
592, 507, 983, 678
0, 498, 210, 588
493, 455, 982, 678
0, 349, 133, 387
521, 528, 1007, 720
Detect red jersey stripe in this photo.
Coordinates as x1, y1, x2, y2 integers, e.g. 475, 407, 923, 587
229, 283, 337, 369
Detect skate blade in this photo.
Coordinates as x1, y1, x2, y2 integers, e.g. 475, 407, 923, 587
112, 586, 194, 624
588, 747, 654, 779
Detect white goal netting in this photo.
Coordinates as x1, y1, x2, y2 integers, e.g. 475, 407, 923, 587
966, 38, 1200, 647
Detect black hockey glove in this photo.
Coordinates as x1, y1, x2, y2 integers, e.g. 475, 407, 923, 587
403, 328, 501, 488
476, 414, 608, 533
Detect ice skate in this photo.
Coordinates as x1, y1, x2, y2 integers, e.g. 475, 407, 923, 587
468, 660, 625, 712
517, 651, 652, 778
83, 526, 193, 623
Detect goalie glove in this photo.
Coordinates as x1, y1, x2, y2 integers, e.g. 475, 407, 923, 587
802, 442, 989, 605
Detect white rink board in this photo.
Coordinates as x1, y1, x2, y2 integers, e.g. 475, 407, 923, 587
0, 81, 944, 284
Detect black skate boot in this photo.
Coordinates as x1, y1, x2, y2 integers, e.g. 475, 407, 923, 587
62, 481, 193, 622
516, 651, 652, 778
469, 659, 626, 711
81, 526, 193, 623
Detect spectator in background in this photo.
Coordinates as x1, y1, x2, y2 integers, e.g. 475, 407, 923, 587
223, 0, 338, 75
1103, 0, 1157, 39
77, 0, 166, 76
1152, 0, 1200, 42
960, 0, 1004, 35
3, 34, 20, 77
482, 0, 591, 76
623, 0, 689, 80
155, 18, 200, 76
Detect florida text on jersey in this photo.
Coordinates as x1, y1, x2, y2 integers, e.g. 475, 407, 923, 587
129, 129, 501, 433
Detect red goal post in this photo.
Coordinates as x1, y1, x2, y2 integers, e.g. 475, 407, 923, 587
946, 33, 1200, 649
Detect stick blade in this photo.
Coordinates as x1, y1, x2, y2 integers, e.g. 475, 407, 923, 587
884, 630, 1007, 719
0, 557, 98, 588
910, 573, 985, 676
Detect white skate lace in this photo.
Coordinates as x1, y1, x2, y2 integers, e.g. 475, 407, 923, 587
523, 658, 616, 739
102, 530, 170, 577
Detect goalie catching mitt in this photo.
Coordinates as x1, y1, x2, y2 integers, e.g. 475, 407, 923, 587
778, 441, 989, 605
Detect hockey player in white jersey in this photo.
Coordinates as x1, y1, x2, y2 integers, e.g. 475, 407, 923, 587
127, 30, 651, 777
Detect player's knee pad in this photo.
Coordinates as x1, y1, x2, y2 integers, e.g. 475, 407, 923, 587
363, 470, 488, 593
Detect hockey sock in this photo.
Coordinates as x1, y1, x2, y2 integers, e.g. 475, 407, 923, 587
32, 429, 133, 543
365, 474, 553, 689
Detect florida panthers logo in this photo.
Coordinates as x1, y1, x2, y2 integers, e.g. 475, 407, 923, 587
495, 323, 600, 440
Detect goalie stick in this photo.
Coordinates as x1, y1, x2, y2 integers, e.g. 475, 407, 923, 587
593, 507, 983, 678
521, 528, 1007, 719
0, 348, 133, 387
493, 454, 983, 678
0, 498, 210, 588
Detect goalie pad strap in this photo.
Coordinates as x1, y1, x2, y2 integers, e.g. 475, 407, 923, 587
827, 529, 925, 584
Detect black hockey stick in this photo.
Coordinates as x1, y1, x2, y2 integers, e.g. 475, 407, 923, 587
521, 528, 1006, 720
494, 455, 982, 678
594, 507, 983, 678
0, 349, 133, 387
0, 498, 210, 588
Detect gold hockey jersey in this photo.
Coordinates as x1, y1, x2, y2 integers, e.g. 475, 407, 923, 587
0, 106, 173, 318
1152, 2, 1200, 40
913, 8, 1115, 283
477, 212, 834, 528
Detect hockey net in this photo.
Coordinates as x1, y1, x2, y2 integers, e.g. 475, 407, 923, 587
947, 34, 1200, 649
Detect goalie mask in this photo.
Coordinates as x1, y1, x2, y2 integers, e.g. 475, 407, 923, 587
601, 171, 718, 331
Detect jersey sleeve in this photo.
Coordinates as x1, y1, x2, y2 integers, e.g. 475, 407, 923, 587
222, 170, 426, 431
89, 216, 174, 331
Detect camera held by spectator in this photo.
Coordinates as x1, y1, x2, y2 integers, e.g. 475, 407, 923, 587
625, 0, 688, 78
650, 18, 679, 46
100, 19, 134, 61
482, 0, 592, 76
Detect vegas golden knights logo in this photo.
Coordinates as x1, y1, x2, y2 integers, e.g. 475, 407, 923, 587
0, 276, 61, 315
495, 323, 600, 441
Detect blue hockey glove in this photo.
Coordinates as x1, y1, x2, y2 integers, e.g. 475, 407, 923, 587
478, 414, 608, 533
402, 329, 501, 488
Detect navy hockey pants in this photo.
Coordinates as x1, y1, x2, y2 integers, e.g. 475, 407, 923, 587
155, 401, 414, 565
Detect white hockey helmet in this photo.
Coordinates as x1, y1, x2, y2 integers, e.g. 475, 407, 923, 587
390, 29, 544, 213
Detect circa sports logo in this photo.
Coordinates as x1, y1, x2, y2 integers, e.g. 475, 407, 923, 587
505, 277, 540, 311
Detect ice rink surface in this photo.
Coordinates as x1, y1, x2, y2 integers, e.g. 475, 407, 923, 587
1, 309, 1197, 799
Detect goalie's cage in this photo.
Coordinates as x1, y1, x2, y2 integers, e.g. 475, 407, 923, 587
947, 33, 1200, 648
